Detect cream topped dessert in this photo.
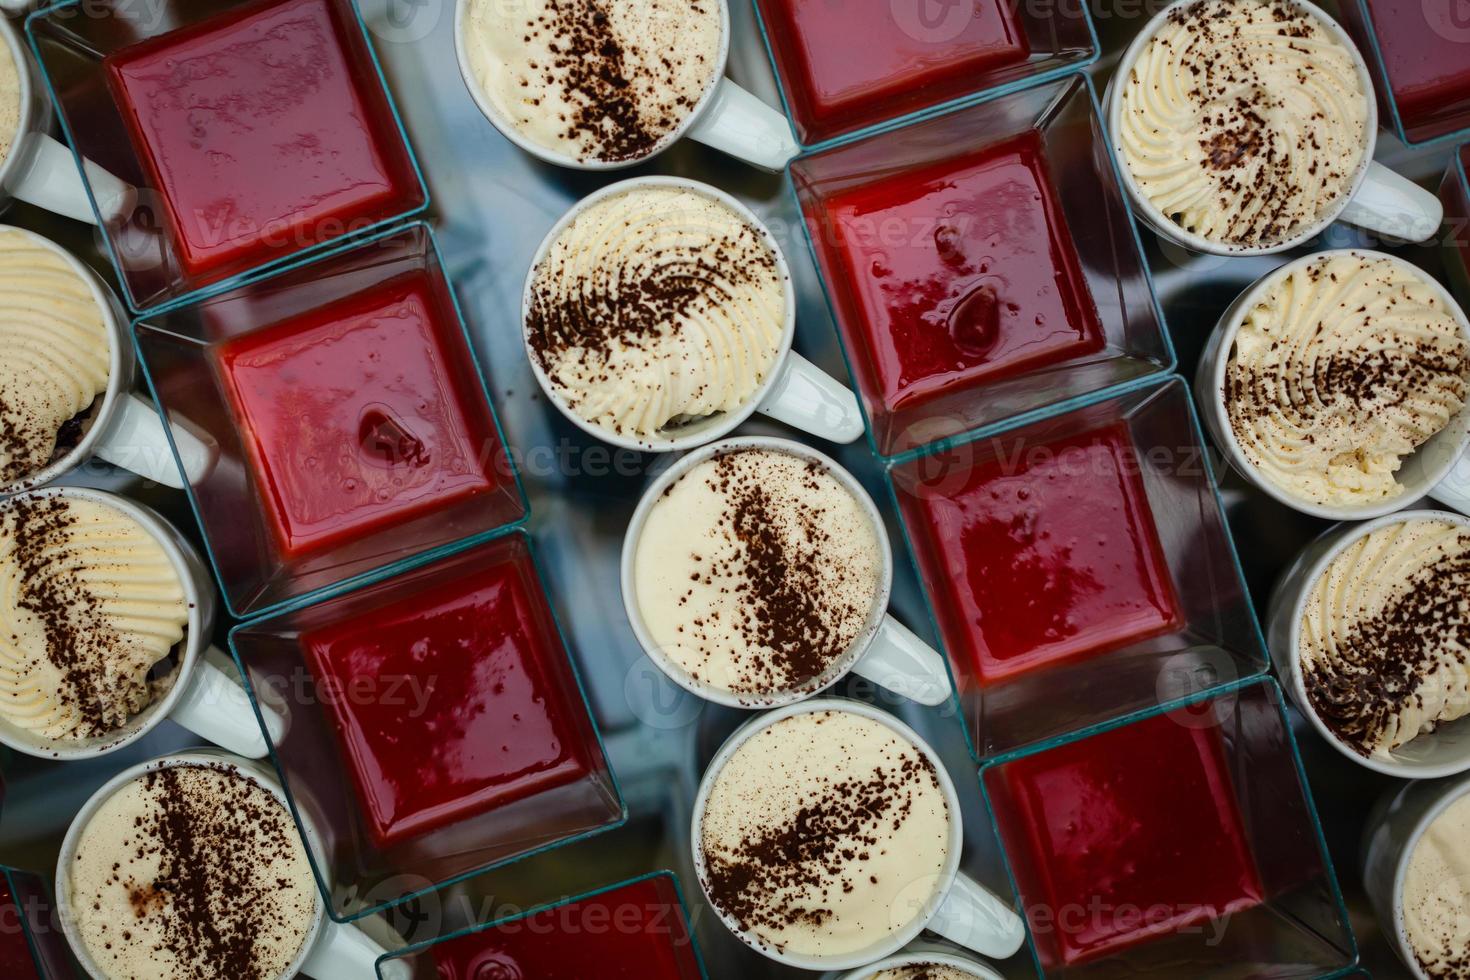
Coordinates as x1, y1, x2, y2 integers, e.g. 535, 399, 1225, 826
527, 185, 785, 443
1226, 253, 1469, 507
0, 230, 111, 488
870, 967, 978, 980
700, 709, 950, 958
1118, 0, 1369, 248
1300, 518, 1470, 758
634, 447, 882, 698
0, 37, 20, 167
0, 494, 188, 745
1403, 793, 1470, 980
69, 762, 316, 980
460, 0, 721, 163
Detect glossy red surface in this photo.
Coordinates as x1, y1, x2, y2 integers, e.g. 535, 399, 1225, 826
989, 713, 1265, 967
825, 132, 1103, 415
428, 877, 701, 979
1361, 0, 1470, 141
901, 423, 1179, 684
757, 0, 1029, 144
302, 548, 596, 849
0, 878, 40, 980
106, 0, 420, 279
218, 271, 504, 559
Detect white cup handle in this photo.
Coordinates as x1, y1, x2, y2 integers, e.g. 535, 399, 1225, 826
168, 646, 286, 760
303, 919, 403, 980
8, 133, 135, 226
1338, 160, 1443, 244
756, 350, 864, 444
850, 614, 952, 706
684, 76, 799, 172
1430, 445, 1470, 516
94, 391, 217, 489
927, 871, 1028, 959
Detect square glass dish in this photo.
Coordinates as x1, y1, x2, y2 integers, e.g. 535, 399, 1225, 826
792, 73, 1171, 460
27, 0, 428, 312
230, 531, 626, 922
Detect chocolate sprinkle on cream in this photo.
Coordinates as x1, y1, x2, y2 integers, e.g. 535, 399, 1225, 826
68, 763, 316, 980
1301, 519, 1470, 758
634, 447, 881, 698
700, 710, 950, 958
1118, 0, 1368, 248
527, 185, 785, 443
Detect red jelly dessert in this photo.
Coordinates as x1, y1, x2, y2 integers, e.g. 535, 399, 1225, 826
218, 270, 505, 559
301, 540, 599, 848
0, 877, 39, 980
106, 0, 421, 280
756, 0, 1029, 144
897, 422, 1179, 684
824, 132, 1103, 416
987, 712, 1265, 967
1361, 0, 1470, 142
426, 876, 702, 980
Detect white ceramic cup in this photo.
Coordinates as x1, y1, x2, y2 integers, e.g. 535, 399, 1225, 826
523, 175, 863, 452
0, 226, 215, 493
1361, 774, 1470, 980
691, 698, 1027, 971
831, 942, 1005, 980
1195, 249, 1470, 521
0, 487, 283, 761
1266, 508, 1470, 778
1104, 0, 1443, 256
55, 749, 405, 980
453, 0, 798, 172
0, 15, 132, 224
622, 435, 952, 708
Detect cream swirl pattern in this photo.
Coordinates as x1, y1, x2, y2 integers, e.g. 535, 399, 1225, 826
870, 968, 976, 980
0, 229, 111, 487
1300, 518, 1470, 759
527, 185, 785, 443
1403, 793, 1470, 979
0, 495, 188, 744
0, 37, 20, 167
1226, 253, 1469, 507
1118, 0, 1368, 248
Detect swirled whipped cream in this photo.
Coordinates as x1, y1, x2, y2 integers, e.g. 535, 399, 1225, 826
0, 494, 188, 745
0, 36, 20, 167
870, 967, 977, 980
0, 229, 111, 488
1226, 253, 1469, 507
1300, 518, 1470, 759
1118, 0, 1369, 248
527, 185, 785, 443
1403, 793, 1470, 980
461, 0, 721, 163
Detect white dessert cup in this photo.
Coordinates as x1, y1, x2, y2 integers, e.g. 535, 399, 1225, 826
1104, 0, 1443, 256
0, 15, 132, 224
1361, 774, 1470, 980
830, 942, 1005, 980
1195, 249, 1470, 521
453, 0, 797, 172
1265, 509, 1470, 778
622, 435, 952, 708
55, 750, 406, 980
0, 226, 215, 493
0, 487, 282, 760
522, 175, 863, 452
691, 698, 1027, 971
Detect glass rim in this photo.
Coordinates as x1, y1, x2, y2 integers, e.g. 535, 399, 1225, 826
882, 373, 1270, 765
372, 869, 708, 977
976, 674, 1360, 976
24, 0, 433, 315
786, 70, 1176, 464
0, 865, 53, 974
227, 526, 629, 924
132, 218, 531, 623
752, 0, 1101, 152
